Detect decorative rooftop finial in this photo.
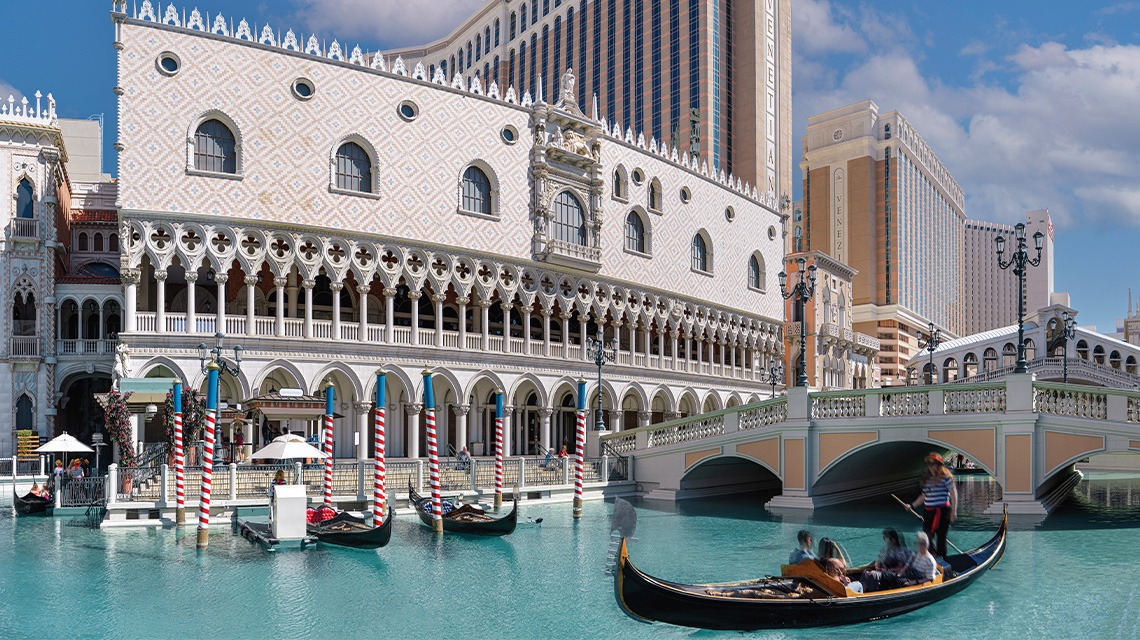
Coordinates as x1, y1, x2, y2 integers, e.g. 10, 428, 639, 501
557, 68, 582, 115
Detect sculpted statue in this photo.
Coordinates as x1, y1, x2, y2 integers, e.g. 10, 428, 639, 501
113, 342, 131, 385
560, 68, 576, 105
562, 130, 591, 156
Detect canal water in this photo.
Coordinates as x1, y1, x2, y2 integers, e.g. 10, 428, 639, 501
2, 472, 1138, 639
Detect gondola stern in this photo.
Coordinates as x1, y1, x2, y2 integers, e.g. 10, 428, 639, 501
613, 538, 655, 625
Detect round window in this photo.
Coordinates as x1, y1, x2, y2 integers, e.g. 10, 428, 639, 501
156, 52, 181, 76
725, 206, 736, 222
501, 126, 519, 145
397, 100, 419, 122
680, 187, 691, 203
632, 169, 645, 185
291, 78, 315, 101
768, 225, 778, 240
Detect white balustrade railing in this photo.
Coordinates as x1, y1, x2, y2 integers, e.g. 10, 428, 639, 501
739, 398, 788, 430
390, 327, 412, 345
812, 393, 865, 419
312, 320, 332, 339
488, 336, 504, 351
340, 324, 359, 341
417, 328, 434, 345
284, 319, 303, 338
254, 317, 275, 335
441, 332, 459, 348
879, 389, 930, 417
944, 385, 1006, 414
367, 325, 384, 342
1034, 385, 1108, 420
225, 316, 245, 335
9, 336, 39, 357
464, 334, 481, 350
10, 217, 39, 238
647, 414, 724, 448
136, 312, 156, 332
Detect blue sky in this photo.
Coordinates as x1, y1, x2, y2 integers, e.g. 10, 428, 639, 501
1, 0, 1137, 333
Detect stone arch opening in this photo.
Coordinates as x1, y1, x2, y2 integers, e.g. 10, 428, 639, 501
680, 455, 781, 499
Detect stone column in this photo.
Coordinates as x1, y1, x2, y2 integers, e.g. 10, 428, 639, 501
185, 271, 198, 334
383, 288, 396, 342
638, 410, 652, 428
480, 298, 491, 350
407, 290, 421, 345
153, 270, 167, 333
457, 296, 468, 348
671, 329, 681, 370
542, 309, 552, 356
123, 271, 139, 333
501, 300, 512, 353
433, 294, 445, 346
454, 404, 470, 451
539, 407, 553, 450
244, 275, 257, 336
354, 402, 370, 461
608, 410, 621, 432
330, 282, 343, 340
523, 308, 532, 355
357, 284, 370, 341
560, 312, 572, 357
406, 403, 422, 459
628, 321, 637, 356
286, 270, 299, 318
640, 323, 650, 359
696, 333, 704, 365
274, 276, 287, 337
684, 331, 693, 368
302, 279, 315, 338
514, 408, 525, 455
214, 273, 228, 333
502, 405, 513, 457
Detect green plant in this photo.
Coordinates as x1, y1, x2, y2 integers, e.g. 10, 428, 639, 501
102, 389, 137, 469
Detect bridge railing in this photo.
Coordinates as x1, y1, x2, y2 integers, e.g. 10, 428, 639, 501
601, 397, 790, 451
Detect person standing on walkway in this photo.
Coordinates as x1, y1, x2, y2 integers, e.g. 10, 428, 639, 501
911, 453, 957, 557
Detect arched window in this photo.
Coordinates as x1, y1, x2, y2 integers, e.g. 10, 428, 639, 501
12, 290, 36, 336
459, 49, 464, 71
521, 4, 527, 30
1002, 343, 1016, 368
613, 167, 627, 200
625, 211, 645, 253
494, 19, 501, 46
648, 179, 662, 211
335, 141, 372, 193
510, 12, 517, 39
94, 233, 104, 252
16, 178, 34, 218
15, 395, 34, 431
193, 118, 237, 174
1076, 339, 1089, 360
109, 233, 119, 252
691, 234, 709, 272
461, 165, 492, 215
485, 26, 491, 53
78, 232, 89, 251
475, 35, 482, 62
467, 41, 473, 65
749, 253, 765, 291
1093, 345, 1106, 365
551, 191, 586, 245
794, 226, 803, 252
983, 347, 998, 371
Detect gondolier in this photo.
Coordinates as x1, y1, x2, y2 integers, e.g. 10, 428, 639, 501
911, 452, 958, 558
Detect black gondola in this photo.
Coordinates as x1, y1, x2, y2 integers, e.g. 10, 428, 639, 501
13, 485, 53, 517
408, 484, 517, 536
614, 508, 1007, 630
307, 506, 395, 549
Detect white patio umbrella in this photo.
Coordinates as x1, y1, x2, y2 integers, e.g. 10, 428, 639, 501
35, 432, 94, 454
249, 434, 329, 461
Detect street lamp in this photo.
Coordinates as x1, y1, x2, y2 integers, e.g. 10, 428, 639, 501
763, 360, 784, 399
995, 223, 1044, 374
920, 322, 942, 385
1061, 311, 1077, 384
585, 323, 618, 430
194, 332, 242, 550
779, 257, 818, 387
197, 332, 243, 377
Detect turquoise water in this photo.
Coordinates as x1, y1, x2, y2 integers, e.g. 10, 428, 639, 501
3, 473, 1139, 639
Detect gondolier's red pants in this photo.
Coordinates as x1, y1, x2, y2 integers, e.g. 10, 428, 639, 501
923, 505, 951, 557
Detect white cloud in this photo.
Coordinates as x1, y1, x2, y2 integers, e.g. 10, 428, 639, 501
0, 79, 23, 103
794, 10, 1140, 230
293, 0, 487, 49
792, 0, 866, 55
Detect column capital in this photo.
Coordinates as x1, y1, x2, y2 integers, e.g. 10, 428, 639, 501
353, 401, 371, 413
301, 279, 316, 289
455, 296, 470, 306
664, 411, 682, 420
559, 311, 572, 320
382, 288, 397, 299
356, 284, 371, 294
154, 270, 168, 282
431, 293, 446, 304
637, 411, 652, 421
121, 269, 141, 285
404, 402, 423, 413
273, 276, 288, 287
503, 404, 515, 413
452, 404, 471, 417
213, 273, 229, 285
476, 297, 493, 309
406, 289, 422, 300
329, 282, 344, 292
538, 407, 554, 418
243, 275, 258, 286
184, 272, 199, 283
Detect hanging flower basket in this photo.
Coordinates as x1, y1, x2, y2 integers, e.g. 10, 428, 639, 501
101, 389, 138, 469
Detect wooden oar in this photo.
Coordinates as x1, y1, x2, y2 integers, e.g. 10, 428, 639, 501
891, 494, 963, 554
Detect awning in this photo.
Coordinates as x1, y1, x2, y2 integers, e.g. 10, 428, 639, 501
244, 391, 345, 420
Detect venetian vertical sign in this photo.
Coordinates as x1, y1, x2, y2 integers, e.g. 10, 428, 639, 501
765, 0, 777, 196
833, 168, 846, 262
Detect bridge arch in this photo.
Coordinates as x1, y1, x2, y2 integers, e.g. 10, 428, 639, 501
679, 454, 781, 498
812, 439, 992, 500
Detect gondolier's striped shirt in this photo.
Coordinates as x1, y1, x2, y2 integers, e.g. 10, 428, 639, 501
922, 476, 954, 507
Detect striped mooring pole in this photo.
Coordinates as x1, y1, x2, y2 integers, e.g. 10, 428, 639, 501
494, 389, 504, 510
373, 369, 387, 527
196, 361, 220, 549
323, 380, 335, 507
422, 368, 443, 533
173, 379, 186, 526
573, 378, 587, 519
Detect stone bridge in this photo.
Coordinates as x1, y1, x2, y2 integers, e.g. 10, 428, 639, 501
601, 375, 1140, 514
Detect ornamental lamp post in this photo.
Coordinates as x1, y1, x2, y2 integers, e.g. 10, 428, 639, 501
995, 223, 1044, 374
585, 322, 618, 430
921, 322, 942, 385
764, 360, 784, 399
1061, 311, 1077, 384
779, 257, 817, 387
194, 332, 243, 550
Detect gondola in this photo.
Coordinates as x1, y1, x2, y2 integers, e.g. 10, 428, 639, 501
13, 485, 53, 517
408, 484, 517, 536
307, 506, 395, 549
614, 507, 1007, 630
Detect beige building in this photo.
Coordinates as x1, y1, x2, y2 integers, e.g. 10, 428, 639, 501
963, 209, 1055, 336
799, 100, 966, 385
384, 0, 794, 202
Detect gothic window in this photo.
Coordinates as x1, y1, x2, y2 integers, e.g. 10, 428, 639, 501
12, 289, 36, 336
467, 41, 473, 65
94, 233, 104, 252
612, 167, 628, 200
460, 165, 493, 215
476, 35, 482, 62
335, 141, 372, 193
109, 233, 120, 252
78, 232, 89, 251
748, 253, 765, 291
625, 211, 646, 253
794, 226, 803, 252
551, 191, 587, 246
648, 178, 662, 211
16, 178, 34, 218
15, 395, 33, 431
521, 4, 527, 31
495, 19, 501, 46
193, 118, 237, 174
510, 13, 517, 39
691, 233, 710, 273
485, 27, 492, 53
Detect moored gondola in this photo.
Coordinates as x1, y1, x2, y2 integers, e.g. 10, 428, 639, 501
408, 484, 517, 536
307, 506, 395, 549
614, 507, 1007, 630
13, 485, 53, 517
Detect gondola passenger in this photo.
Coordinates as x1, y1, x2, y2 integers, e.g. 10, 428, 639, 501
818, 538, 863, 593
898, 532, 937, 586
788, 530, 817, 564
911, 452, 957, 557
858, 529, 914, 592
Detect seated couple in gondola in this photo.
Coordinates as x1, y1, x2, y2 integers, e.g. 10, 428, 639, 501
857, 530, 937, 592
22, 482, 52, 502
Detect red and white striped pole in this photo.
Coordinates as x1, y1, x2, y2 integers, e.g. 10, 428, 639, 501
372, 369, 387, 527
173, 379, 186, 526
323, 381, 335, 507
494, 389, 504, 510
423, 368, 443, 533
196, 362, 220, 549
573, 378, 587, 519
